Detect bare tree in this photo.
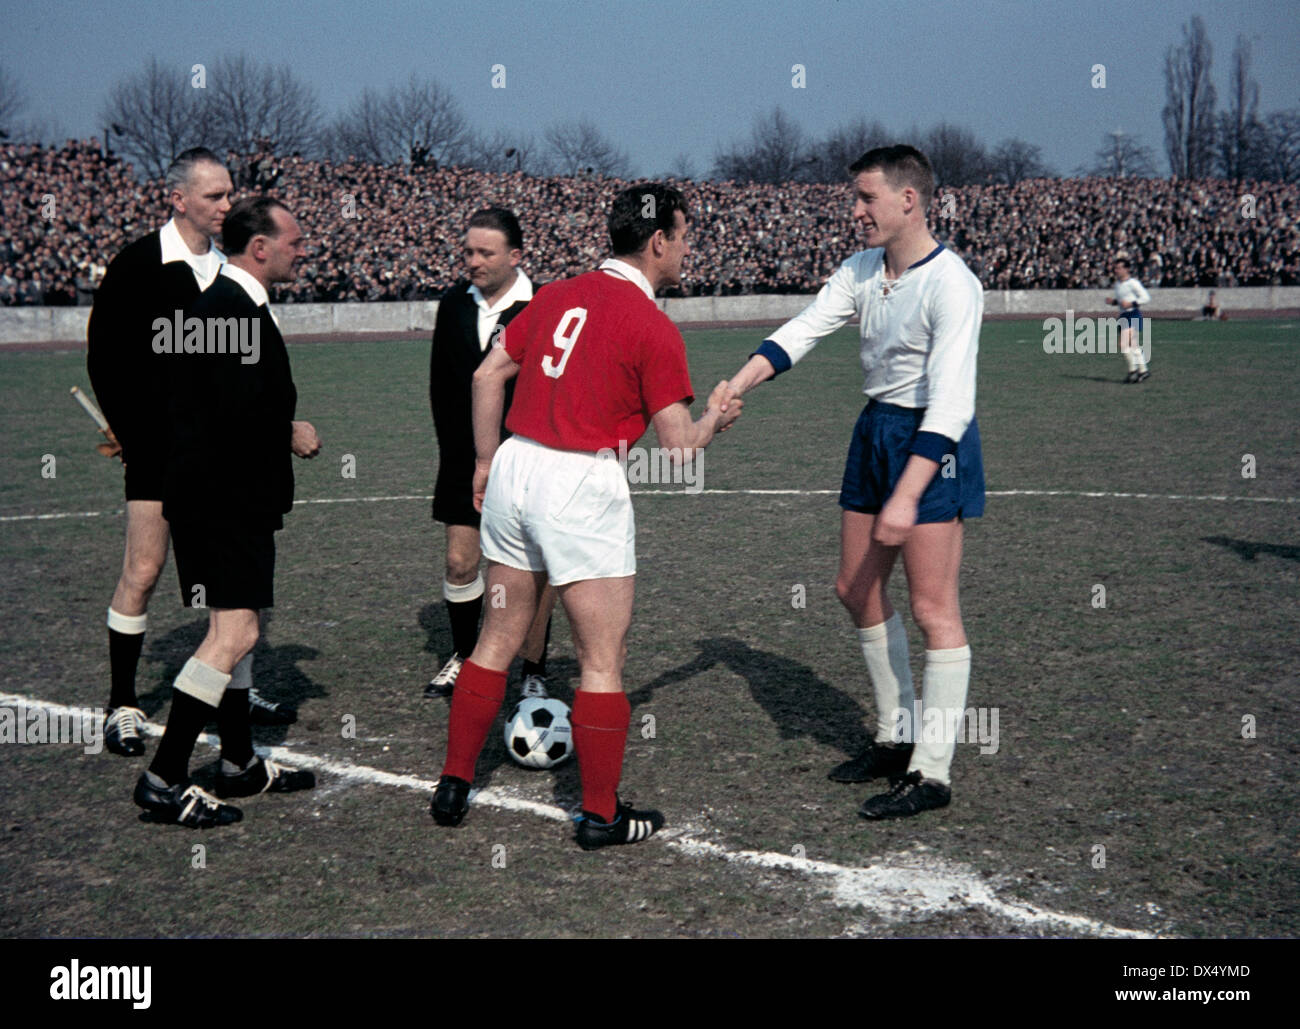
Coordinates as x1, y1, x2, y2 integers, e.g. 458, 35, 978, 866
385, 75, 468, 167
207, 54, 321, 156
326, 88, 389, 162
989, 138, 1053, 183
0, 64, 27, 136
806, 116, 891, 182
1216, 35, 1266, 180
923, 122, 991, 186
658, 152, 698, 181
711, 106, 809, 183
1163, 15, 1217, 178
331, 76, 467, 166
1086, 130, 1157, 178
463, 128, 542, 174
1261, 107, 1300, 183
543, 118, 630, 178
100, 57, 215, 177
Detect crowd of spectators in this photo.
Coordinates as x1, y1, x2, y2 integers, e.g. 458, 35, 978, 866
3, 139, 1297, 306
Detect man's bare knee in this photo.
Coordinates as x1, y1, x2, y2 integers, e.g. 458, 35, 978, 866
445, 556, 480, 584
123, 553, 166, 593
910, 595, 959, 637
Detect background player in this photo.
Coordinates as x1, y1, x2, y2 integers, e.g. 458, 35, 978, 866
1106, 256, 1151, 383
430, 184, 742, 848
133, 197, 321, 828
720, 145, 984, 820
87, 147, 230, 757
427, 207, 556, 699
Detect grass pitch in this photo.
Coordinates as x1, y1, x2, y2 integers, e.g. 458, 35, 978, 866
1, 318, 1297, 937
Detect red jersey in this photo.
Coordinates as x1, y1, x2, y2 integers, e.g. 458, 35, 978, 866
502, 268, 694, 452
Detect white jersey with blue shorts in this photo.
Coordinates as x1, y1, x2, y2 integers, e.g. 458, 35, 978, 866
754, 244, 985, 521
1113, 276, 1150, 326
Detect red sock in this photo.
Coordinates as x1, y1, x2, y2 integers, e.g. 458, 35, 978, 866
441, 660, 507, 782
572, 690, 631, 822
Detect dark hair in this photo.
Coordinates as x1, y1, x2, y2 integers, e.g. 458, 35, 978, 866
221, 196, 288, 256
467, 207, 523, 250
165, 147, 227, 193
608, 184, 689, 257
848, 145, 935, 209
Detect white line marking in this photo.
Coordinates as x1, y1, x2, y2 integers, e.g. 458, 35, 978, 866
0, 691, 1153, 938
3, 485, 1295, 523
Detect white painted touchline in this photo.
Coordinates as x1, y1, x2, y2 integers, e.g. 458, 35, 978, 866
1, 486, 1295, 523
0, 691, 1153, 938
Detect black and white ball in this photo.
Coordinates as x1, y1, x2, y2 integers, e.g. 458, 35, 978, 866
504, 697, 573, 769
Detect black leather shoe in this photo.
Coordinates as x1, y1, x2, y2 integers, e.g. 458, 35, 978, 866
431, 775, 471, 826
134, 773, 243, 828
858, 770, 951, 820
105, 706, 147, 757
827, 741, 913, 783
574, 800, 664, 850
217, 757, 315, 798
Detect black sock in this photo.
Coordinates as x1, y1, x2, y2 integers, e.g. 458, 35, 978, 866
149, 691, 215, 785
218, 689, 254, 768
108, 628, 145, 709
447, 596, 483, 660
521, 616, 553, 678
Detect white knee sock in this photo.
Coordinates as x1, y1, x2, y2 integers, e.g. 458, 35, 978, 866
174, 656, 231, 708
857, 612, 915, 744
909, 645, 971, 785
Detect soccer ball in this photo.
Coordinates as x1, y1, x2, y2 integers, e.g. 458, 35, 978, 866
503, 697, 573, 769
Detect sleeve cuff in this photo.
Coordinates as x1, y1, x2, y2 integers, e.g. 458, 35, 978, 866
751, 339, 791, 376
910, 430, 957, 462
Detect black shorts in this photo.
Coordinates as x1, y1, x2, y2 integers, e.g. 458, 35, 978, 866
171, 523, 276, 610
433, 454, 480, 528
122, 448, 167, 503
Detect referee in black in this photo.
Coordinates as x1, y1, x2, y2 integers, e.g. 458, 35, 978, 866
426, 207, 556, 698
87, 147, 231, 757
133, 196, 321, 827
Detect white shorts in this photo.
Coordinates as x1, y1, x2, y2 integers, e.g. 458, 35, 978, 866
480, 436, 635, 585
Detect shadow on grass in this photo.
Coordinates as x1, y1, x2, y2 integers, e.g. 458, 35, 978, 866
144, 612, 325, 749
1202, 535, 1300, 562
630, 636, 869, 757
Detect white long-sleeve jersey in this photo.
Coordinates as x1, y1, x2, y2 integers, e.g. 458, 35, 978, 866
1113, 276, 1150, 308
761, 245, 983, 445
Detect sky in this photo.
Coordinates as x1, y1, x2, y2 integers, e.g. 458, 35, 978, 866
3, 0, 1299, 178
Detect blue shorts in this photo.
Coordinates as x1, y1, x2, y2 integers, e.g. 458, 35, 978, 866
1118, 307, 1142, 328
839, 401, 985, 522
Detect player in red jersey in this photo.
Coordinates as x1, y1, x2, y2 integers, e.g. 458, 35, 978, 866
430, 184, 742, 848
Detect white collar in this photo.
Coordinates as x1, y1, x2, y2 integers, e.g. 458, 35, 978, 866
599, 258, 656, 301
469, 270, 533, 313
220, 263, 270, 308
160, 218, 222, 265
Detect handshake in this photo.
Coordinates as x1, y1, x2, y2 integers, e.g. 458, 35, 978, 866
707, 380, 745, 434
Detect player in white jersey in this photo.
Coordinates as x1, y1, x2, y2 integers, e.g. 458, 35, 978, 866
720, 145, 984, 819
1106, 258, 1150, 383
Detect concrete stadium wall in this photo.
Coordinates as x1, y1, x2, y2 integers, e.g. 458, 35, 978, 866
3, 286, 1298, 345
